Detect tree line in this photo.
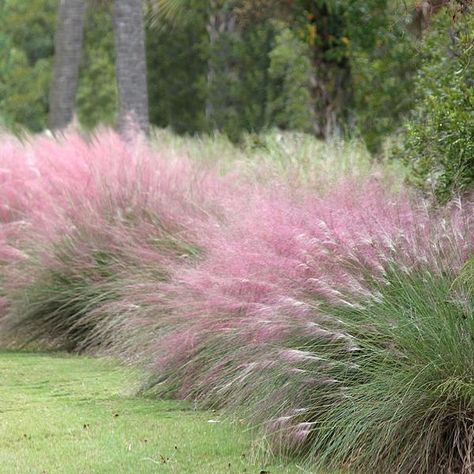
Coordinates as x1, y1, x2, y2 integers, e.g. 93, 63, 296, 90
1, 0, 472, 185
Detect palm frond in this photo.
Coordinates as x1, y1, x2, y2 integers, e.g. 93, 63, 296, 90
146, 0, 206, 26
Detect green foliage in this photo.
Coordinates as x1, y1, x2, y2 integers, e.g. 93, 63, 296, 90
205, 9, 241, 137
146, 5, 209, 134
0, 0, 117, 132
452, 257, 474, 309
147, 2, 274, 139
76, 4, 117, 129
6, 244, 120, 351
151, 0, 412, 141
300, 267, 474, 473
0, 0, 56, 131
401, 10, 474, 200
267, 26, 314, 133
231, 24, 274, 136
352, 16, 420, 151
207, 22, 283, 141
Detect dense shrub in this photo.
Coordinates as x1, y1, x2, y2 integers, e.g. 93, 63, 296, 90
352, 19, 419, 152
401, 10, 474, 201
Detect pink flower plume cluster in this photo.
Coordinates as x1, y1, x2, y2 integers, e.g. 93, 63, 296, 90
133, 176, 472, 394
0, 129, 472, 469
0, 130, 232, 339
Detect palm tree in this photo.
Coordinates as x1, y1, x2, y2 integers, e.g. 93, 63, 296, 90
113, 0, 149, 134
49, 0, 87, 130
49, 0, 149, 134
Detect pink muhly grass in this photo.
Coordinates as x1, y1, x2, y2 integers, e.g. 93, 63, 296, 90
0, 129, 234, 231
161, 180, 472, 340
1, 127, 473, 471
136, 181, 472, 426
140, 184, 471, 471
0, 129, 231, 350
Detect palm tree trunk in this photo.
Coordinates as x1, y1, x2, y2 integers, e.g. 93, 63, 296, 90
113, 0, 149, 135
49, 0, 87, 131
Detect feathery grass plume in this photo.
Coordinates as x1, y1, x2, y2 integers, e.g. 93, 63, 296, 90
1, 126, 472, 471
0, 129, 229, 351
254, 262, 474, 474
0, 132, 37, 322
136, 181, 473, 472
149, 129, 406, 193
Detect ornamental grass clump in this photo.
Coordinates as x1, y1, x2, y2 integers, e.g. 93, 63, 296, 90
229, 260, 474, 474
0, 130, 226, 351
305, 264, 474, 473
1, 127, 473, 473
136, 183, 473, 473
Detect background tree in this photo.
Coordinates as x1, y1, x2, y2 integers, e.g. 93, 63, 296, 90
0, 0, 56, 131
146, 1, 208, 134
205, 0, 239, 131
113, 0, 149, 134
49, 0, 87, 130
266, 26, 314, 133
231, 0, 396, 139
400, 7, 474, 200
0, 0, 117, 132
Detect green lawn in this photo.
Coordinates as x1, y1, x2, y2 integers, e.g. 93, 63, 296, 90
0, 351, 304, 474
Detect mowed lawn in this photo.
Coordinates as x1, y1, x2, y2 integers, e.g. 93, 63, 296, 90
0, 352, 302, 474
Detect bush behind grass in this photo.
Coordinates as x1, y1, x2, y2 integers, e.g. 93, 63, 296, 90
400, 10, 474, 202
